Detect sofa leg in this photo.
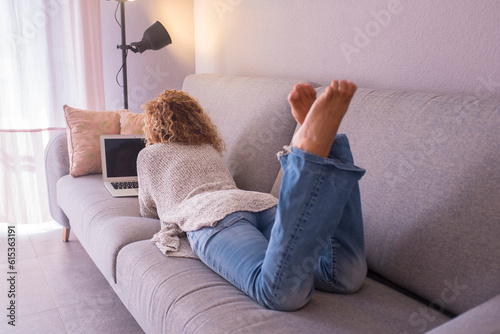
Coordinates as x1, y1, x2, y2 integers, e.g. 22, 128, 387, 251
62, 227, 70, 242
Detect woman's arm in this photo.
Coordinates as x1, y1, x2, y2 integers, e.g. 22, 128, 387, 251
137, 147, 159, 219
139, 188, 158, 219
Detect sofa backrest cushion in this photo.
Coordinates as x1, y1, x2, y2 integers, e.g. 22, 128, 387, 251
182, 74, 302, 193
335, 87, 500, 315
182, 74, 500, 316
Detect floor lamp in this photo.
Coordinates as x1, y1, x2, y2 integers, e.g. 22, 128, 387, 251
110, 0, 172, 109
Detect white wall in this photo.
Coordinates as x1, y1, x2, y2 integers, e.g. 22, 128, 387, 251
101, 0, 195, 112
194, 0, 500, 98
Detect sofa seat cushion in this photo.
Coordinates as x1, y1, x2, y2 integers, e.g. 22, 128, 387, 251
115, 240, 450, 334
57, 174, 161, 282
425, 294, 500, 334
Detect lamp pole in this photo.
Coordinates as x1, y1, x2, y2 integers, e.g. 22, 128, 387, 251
114, 1, 171, 110
119, 1, 129, 109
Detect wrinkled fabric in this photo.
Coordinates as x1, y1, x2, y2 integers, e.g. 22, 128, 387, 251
137, 143, 278, 258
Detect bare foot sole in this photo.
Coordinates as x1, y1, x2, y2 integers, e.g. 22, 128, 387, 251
292, 79, 357, 158
288, 83, 316, 125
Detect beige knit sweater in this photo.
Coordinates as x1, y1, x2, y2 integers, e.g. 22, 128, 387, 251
137, 143, 278, 258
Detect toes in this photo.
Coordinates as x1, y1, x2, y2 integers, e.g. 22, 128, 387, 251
297, 84, 307, 98
335, 80, 357, 100
323, 79, 358, 102
339, 80, 349, 98
305, 84, 317, 99
340, 79, 348, 91
342, 81, 357, 98
324, 85, 334, 99
288, 89, 299, 102
299, 84, 314, 99
290, 84, 315, 101
332, 80, 339, 91
349, 82, 358, 95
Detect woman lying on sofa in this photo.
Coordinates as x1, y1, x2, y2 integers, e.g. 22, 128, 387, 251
137, 79, 367, 311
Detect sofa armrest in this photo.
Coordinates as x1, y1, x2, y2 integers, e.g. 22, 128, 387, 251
44, 131, 70, 228
425, 294, 500, 334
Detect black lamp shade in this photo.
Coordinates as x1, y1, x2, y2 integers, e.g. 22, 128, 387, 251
133, 21, 172, 53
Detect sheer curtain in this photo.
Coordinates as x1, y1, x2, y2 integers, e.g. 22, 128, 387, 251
0, 0, 105, 224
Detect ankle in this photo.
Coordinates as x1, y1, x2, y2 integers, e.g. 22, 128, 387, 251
293, 137, 331, 158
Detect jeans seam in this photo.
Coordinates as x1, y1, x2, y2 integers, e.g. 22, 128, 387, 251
329, 237, 338, 286
313, 237, 338, 287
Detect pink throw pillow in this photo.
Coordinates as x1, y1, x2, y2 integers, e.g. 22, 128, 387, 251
64, 105, 122, 177
119, 111, 146, 135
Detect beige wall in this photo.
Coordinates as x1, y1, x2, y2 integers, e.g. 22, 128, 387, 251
101, 0, 195, 112
194, 0, 500, 98
99, 1, 499, 105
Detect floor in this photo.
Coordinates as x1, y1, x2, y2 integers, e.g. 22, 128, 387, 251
0, 222, 144, 334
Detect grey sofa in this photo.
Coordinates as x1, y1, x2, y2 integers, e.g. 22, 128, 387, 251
45, 74, 500, 334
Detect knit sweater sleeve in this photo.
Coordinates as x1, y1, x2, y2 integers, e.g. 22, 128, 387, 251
138, 188, 158, 219
137, 149, 158, 219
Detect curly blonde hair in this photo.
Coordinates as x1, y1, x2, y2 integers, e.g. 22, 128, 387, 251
142, 90, 225, 154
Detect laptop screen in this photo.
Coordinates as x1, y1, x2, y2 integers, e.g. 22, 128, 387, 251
103, 137, 146, 178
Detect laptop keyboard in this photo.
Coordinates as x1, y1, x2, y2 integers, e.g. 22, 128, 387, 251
111, 182, 139, 190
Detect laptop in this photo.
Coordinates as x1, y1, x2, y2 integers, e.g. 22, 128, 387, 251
100, 134, 146, 197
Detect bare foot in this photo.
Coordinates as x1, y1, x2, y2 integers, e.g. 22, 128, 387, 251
288, 83, 317, 125
292, 79, 357, 158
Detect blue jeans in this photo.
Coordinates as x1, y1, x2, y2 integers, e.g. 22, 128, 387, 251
187, 134, 366, 311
